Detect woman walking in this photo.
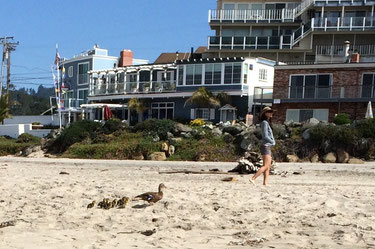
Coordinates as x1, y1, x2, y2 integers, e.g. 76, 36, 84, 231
250, 106, 275, 186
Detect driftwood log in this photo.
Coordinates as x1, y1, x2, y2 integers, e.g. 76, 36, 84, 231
159, 170, 233, 175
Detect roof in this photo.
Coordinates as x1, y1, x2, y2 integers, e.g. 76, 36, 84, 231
219, 104, 237, 111
195, 46, 207, 54
153, 47, 206, 64
275, 62, 375, 70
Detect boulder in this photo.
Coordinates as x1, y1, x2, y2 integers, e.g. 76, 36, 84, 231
22, 147, 34, 157
166, 132, 174, 139
161, 143, 169, 152
169, 137, 182, 145
310, 154, 319, 163
180, 132, 192, 138
222, 125, 242, 136
286, 154, 299, 163
132, 154, 144, 160
223, 133, 235, 143
302, 129, 310, 140
167, 145, 175, 156
302, 118, 320, 129
348, 158, 365, 164
175, 123, 192, 133
323, 152, 336, 163
149, 152, 167, 161
240, 137, 253, 151
336, 149, 349, 163
195, 152, 206, 161
203, 124, 214, 130
152, 134, 160, 142
212, 128, 222, 136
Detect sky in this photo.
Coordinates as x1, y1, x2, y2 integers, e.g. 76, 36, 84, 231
0, 0, 216, 90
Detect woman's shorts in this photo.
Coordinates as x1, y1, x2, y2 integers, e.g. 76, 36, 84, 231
260, 144, 272, 155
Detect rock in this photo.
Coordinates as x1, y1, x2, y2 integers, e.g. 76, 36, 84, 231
348, 158, 365, 164
167, 145, 175, 156
169, 137, 182, 145
175, 123, 192, 133
166, 132, 174, 139
149, 152, 167, 161
132, 154, 144, 160
21, 147, 33, 157
222, 125, 242, 136
31, 146, 42, 153
161, 143, 169, 152
286, 155, 299, 163
203, 124, 214, 130
322, 140, 332, 154
212, 128, 222, 136
336, 149, 349, 163
302, 129, 310, 140
195, 152, 206, 161
223, 133, 234, 143
323, 152, 336, 163
310, 154, 319, 163
302, 118, 320, 129
152, 134, 160, 142
180, 132, 191, 138
240, 137, 253, 151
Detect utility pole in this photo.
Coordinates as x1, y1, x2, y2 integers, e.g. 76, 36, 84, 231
0, 37, 19, 102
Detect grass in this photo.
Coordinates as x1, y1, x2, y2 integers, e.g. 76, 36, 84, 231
0, 136, 40, 156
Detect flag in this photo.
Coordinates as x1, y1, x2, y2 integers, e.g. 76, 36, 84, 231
54, 52, 61, 65
62, 66, 66, 79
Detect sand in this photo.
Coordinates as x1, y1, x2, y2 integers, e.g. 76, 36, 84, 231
0, 157, 374, 249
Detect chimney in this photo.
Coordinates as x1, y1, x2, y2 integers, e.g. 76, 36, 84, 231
190, 47, 194, 60
119, 49, 134, 67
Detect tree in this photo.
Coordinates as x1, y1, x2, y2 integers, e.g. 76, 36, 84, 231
0, 94, 11, 124
184, 87, 220, 108
128, 98, 151, 122
215, 91, 232, 106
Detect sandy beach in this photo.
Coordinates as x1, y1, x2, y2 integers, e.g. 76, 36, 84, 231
0, 157, 374, 249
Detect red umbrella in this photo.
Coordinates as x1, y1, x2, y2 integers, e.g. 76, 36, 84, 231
104, 105, 113, 120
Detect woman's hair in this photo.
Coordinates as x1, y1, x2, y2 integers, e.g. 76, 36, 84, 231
260, 112, 273, 127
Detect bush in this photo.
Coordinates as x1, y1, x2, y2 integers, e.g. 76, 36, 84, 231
134, 119, 176, 140
16, 133, 40, 144
334, 113, 351, 125
309, 124, 358, 150
355, 118, 375, 138
101, 118, 127, 134
190, 119, 205, 126
50, 120, 101, 153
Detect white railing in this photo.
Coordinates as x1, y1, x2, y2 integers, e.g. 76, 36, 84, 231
294, 0, 314, 17
209, 9, 295, 23
314, 0, 370, 4
90, 81, 177, 96
316, 44, 375, 56
208, 36, 293, 50
312, 16, 375, 31
63, 98, 85, 108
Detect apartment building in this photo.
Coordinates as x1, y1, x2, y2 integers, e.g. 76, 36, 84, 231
206, 0, 375, 63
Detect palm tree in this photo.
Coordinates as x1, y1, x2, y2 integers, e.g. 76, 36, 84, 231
215, 91, 232, 106
0, 94, 11, 124
128, 98, 150, 122
184, 87, 220, 108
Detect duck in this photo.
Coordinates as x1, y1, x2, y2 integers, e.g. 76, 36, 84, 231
118, 197, 131, 209
87, 201, 96, 209
133, 183, 166, 204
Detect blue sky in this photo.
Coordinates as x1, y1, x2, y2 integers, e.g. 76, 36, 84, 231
0, 0, 215, 89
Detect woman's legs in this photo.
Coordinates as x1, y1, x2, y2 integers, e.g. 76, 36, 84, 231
252, 154, 272, 185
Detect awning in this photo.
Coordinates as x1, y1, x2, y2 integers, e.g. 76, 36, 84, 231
80, 103, 127, 109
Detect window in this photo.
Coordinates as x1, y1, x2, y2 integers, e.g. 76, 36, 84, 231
259, 68, 267, 81
290, 74, 331, 99
68, 66, 73, 78
185, 64, 203, 85
244, 64, 248, 84
286, 109, 329, 122
151, 102, 174, 120
195, 108, 210, 120
78, 63, 89, 84
224, 63, 242, 84
78, 89, 88, 105
205, 64, 222, 85
178, 66, 184, 85
362, 73, 375, 98
117, 72, 125, 83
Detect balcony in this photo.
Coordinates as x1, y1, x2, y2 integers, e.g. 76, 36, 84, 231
316, 44, 375, 56
90, 81, 176, 96
208, 35, 292, 50
314, 0, 375, 6
209, 9, 296, 23
275, 85, 375, 102
253, 87, 273, 103
62, 98, 85, 109
312, 16, 375, 31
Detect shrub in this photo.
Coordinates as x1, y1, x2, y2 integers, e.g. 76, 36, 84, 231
355, 118, 375, 138
50, 120, 101, 153
101, 118, 127, 134
334, 113, 351, 125
190, 119, 205, 126
134, 119, 176, 140
16, 133, 40, 144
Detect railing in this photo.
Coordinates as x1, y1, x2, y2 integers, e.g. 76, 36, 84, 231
316, 44, 375, 56
62, 98, 85, 108
209, 9, 295, 23
314, 0, 373, 5
208, 35, 292, 50
312, 16, 375, 31
276, 85, 375, 100
295, 0, 314, 17
292, 21, 312, 45
90, 81, 177, 96
253, 87, 273, 101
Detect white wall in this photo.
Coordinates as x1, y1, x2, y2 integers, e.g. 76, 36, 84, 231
0, 124, 51, 138
4, 115, 59, 126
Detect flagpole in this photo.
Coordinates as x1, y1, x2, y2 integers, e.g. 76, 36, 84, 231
56, 44, 62, 129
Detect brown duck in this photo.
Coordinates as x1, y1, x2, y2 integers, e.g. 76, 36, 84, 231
133, 183, 166, 204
